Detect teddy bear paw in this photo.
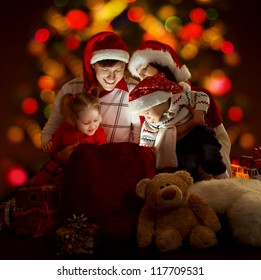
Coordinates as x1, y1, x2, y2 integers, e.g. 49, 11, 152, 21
137, 232, 153, 249
155, 230, 182, 252
189, 225, 218, 249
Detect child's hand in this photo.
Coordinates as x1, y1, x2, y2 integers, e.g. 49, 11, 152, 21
54, 142, 80, 163
192, 110, 205, 126
42, 141, 53, 153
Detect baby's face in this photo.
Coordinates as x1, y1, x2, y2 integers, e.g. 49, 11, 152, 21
136, 64, 158, 80
140, 102, 168, 124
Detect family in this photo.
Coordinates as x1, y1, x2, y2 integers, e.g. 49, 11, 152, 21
29, 31, 231, 185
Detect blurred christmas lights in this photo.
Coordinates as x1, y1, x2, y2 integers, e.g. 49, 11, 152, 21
3, 0, 256, 191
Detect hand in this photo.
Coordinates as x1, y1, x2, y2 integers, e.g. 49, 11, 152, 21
192, 110, 205, 126
42, 141, 53, 153
53, 142, 80, 164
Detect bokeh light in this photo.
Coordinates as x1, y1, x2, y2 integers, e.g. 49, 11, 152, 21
65, 34, 81, 50
202, 71, 232, 96
54, 0, 69, 7
239, 133, 256, 149
34, 28, 50, 42
190, 8, 206, 24
158, 5, 176, 20
21, 98, 38, 115
227, 106, 244, 122
127, 6, 145, 22
37, 75, 56, 90
7, 167, 27, 186
7, 126, 24, 144
165, 16, 182, 33
206, 8, 218, 20
221, 40, 234, 54
178, 22, 203, 42
65, 9, 89, 30
40, 89, 56, 104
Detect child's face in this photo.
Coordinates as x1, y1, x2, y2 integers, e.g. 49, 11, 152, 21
140, 101, 169, 124
76, 108, 101, 136
93, 61, 126, 91
136, 64, 158, 80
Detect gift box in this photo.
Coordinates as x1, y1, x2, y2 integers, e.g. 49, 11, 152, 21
15, 184, 61, 211
0, 197, 15, 230
13, 184, 62, 237
56, 214, 98, 255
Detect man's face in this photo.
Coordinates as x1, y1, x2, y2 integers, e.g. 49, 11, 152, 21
93, 61, 126, 91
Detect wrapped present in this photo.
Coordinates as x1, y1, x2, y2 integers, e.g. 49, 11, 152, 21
56, 214, 98, 255
15, 184, 61, 211
0, 197, 15, 230
13, 184, 62, 237
14, 208, 61, 237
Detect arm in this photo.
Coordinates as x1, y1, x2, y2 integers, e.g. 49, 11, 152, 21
176, 91, 209, 140
188, 193, 221, 232
41, 87, 66, 147
140, 121, 157, 148
191, 86, 222, 128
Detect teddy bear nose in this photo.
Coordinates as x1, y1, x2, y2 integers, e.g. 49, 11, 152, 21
162, 188, 176, 200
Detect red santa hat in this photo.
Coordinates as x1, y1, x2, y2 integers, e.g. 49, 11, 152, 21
129, 73, 183, 114
83, 31, 129, 91
128, 40, 191, 82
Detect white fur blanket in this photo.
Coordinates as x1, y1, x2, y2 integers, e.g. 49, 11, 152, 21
190, 178, 261, 246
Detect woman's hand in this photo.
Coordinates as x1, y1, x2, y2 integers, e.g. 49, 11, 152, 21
192, 110, 206, 126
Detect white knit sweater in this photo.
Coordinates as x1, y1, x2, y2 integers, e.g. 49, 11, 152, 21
140, 89, 210, 169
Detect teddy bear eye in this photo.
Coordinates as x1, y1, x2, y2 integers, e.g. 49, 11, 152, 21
160, 183, 170, 189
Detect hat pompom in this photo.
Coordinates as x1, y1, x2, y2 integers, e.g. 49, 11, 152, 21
179, 81, 191, 92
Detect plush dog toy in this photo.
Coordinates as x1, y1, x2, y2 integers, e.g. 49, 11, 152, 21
190, 177, 261, 246
136, 170, 221, 252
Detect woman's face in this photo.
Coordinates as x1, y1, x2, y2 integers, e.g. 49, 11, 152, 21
136, 64, 159, 80
93, 61, 126, 91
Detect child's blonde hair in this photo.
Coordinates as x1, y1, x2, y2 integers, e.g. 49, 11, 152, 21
60, 93, 100, 127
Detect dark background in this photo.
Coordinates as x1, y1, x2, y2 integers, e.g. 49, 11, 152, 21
0, 0, 260, 188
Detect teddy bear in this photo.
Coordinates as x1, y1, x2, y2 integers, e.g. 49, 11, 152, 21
135, 170, 221, 252
190, 177, 261, 246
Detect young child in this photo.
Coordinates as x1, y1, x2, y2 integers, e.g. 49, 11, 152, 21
41, 31, 140, 164
128, 40, 231, 177
29, 92, 107, 185
129, 72, 229, 181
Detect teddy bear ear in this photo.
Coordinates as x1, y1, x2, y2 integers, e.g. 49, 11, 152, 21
174, 170, 194, 186
136, 178, 151, 199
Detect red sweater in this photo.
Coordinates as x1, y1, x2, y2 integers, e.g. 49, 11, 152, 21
49, 123, 107, 153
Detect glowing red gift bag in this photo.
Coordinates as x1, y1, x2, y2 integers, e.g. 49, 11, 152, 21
62, 142, 156, 242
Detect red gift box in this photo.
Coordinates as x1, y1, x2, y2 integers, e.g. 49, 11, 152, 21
14, 208, 61, 237
15, 184, 61, 211
56, 214, 98, 254
13, 184, 62, 237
